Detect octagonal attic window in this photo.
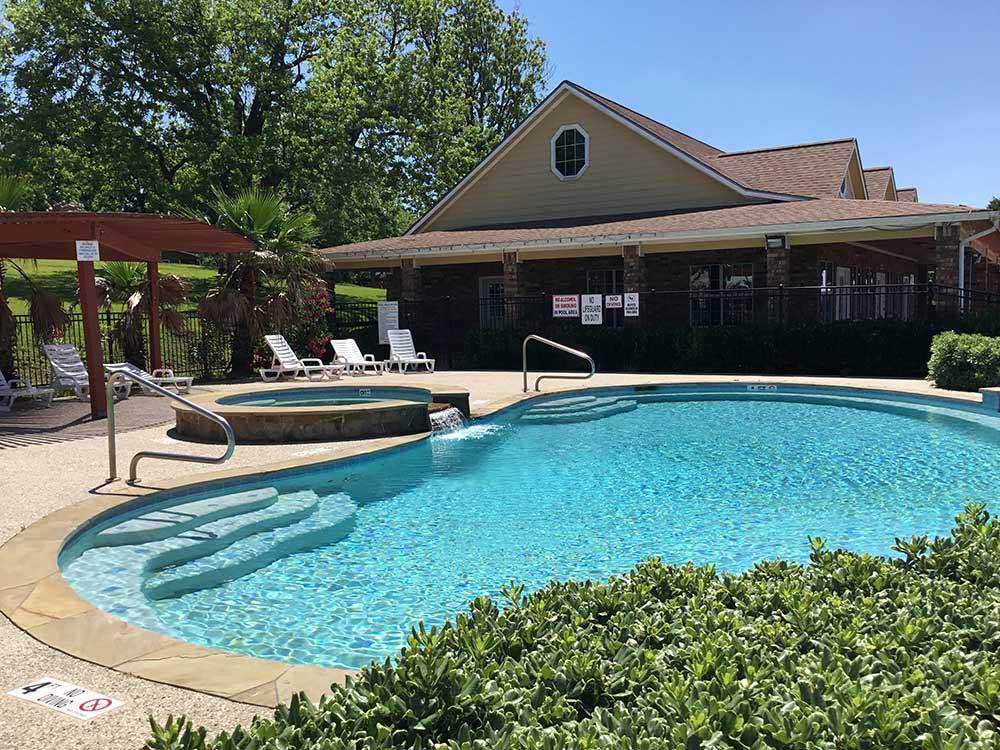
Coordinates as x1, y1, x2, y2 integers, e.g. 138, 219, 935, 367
551, 125, 589, 180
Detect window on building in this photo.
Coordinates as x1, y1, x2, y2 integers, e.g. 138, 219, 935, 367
689, 263, 754, 326
551, 125, 589, 179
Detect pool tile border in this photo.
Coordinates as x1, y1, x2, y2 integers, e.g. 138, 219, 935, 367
0, 377, 989, 708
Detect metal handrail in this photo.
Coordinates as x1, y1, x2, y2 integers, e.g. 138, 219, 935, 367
106, 370, 235, 484
522, 335, 596, 393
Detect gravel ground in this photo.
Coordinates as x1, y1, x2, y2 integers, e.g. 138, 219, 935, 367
0, 373, 975, 749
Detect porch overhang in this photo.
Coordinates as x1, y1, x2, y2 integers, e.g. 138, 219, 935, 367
321, 205, 1000, 269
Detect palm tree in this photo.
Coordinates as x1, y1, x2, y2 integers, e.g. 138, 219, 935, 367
189, 187, 327, 376
94, 262, 191, 365
0, 175, 35, 376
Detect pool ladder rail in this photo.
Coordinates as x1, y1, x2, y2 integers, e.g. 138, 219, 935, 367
106, 370, 235, 484
522, 335, 596, 393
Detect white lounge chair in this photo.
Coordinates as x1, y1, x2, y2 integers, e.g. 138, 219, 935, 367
43, 344, 131, 401
332, 338, 384, 376
385, 329, 435, 373
259, 334, 343, 382
105, 362, 193, 394
0, 370, 54, 413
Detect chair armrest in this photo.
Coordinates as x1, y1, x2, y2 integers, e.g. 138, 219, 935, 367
8, 378, 29, 389
417, 352, 428, 359
300, 358, 325, 367
152, 368, 175, 378
363, 354, 376, 362
333, 355, 348, 364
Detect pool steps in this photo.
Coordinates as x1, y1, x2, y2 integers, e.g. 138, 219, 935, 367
518, 391, 762, 425
142, 492, 356, 600
519, 394, 643, 425
91, 487, 280, 547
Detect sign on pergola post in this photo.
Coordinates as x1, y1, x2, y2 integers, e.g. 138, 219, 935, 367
0, 212, 253, 418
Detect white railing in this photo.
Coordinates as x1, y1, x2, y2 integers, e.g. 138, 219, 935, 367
106, 370, 235, 484
522, 335, 596, 393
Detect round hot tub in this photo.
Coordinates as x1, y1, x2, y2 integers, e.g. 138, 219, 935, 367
173, 384, 467, 443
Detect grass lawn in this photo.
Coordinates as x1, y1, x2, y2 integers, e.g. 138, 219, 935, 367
1, 259, 384, 314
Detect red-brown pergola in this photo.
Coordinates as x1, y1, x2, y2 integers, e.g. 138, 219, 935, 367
0, 212, 254, 418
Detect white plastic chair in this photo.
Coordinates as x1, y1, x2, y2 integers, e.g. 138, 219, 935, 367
0, 370, 54, 412
259, 335, 343, 382
43, 344, 131, 401
331, 339, 384, 376
104, 362, 193, 394
385, 329, 435, 373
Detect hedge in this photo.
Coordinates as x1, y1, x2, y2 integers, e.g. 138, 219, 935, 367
928, 331, 1000, 391
149, 504, 1000, 749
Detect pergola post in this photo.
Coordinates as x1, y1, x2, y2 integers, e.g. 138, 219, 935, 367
147, 261, 162, 371
76, 260, 107, 418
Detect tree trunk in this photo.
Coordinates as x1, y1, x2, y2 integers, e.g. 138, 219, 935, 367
229, 267, 257, 377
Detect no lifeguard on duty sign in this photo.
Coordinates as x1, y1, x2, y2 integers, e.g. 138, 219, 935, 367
7, 677, 123, 720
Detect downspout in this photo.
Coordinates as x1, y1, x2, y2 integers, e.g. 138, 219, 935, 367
959, 218, 1000, 310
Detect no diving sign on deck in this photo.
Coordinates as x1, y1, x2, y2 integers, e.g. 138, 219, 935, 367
7, 678, 123, 720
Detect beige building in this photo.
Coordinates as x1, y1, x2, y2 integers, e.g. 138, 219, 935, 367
320, 81, 1000, 334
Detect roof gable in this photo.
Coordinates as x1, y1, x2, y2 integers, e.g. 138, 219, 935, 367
408, 81, 798, 234
714, 139, 861, 199
897, 187, 919, 203
864, 167, 897, 201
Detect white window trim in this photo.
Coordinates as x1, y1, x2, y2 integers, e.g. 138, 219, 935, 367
550, 123, 590, 181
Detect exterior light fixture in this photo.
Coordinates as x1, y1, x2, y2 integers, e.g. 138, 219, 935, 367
765, 234, 789, 250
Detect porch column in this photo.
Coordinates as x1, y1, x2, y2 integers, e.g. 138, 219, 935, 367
400, 258, 422, 302
765, 244, 790, 288
77, 260, 107, 418
503, 251, 525, 297
934, 223, 961, 287
622, 245, 646, 292
765, 238, 790, 322
147, 261, 162, 371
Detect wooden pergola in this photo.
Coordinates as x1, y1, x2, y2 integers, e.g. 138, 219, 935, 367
0, 212, 253, 418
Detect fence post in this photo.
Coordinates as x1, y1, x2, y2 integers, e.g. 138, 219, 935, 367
778, 284, 785, 323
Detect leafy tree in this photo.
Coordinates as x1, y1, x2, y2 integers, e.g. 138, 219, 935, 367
0, 0, 547, 245
989, 196, 999, 211
190, 186, 325, 375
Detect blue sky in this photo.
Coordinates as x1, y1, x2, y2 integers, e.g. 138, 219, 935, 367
500, 0, 1000, 207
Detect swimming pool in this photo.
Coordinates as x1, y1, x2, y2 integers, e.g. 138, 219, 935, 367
60, 384, 1000, 669
216, 386, 432, 408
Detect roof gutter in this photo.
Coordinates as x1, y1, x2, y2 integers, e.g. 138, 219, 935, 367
322, 209, 999, 262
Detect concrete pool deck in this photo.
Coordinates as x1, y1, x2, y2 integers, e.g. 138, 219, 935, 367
0, 371, 984, 749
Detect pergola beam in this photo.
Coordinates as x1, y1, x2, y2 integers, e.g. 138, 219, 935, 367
0, 211, 253, 420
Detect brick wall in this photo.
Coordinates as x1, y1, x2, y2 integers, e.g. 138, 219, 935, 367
644, 248, 765, 291
521, 255, 625, 295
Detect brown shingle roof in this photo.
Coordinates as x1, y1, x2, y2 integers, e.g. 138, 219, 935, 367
863, 167, 894, 200
712, 140, 858, 199
897, 188, 919, 203
572, 83, 724, 162
321, 199, 982, 258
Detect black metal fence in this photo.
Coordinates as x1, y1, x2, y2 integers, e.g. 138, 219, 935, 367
8, 283, 1000, 382
327, 283, 1000, 370
9, 311, 233, 385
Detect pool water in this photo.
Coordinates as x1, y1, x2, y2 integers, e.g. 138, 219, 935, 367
216, 386, 431, 408
61, 386, 1000, 669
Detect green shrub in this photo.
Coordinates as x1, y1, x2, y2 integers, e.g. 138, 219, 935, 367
928, 331, 1000, 391
149, 505, 1000, 749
